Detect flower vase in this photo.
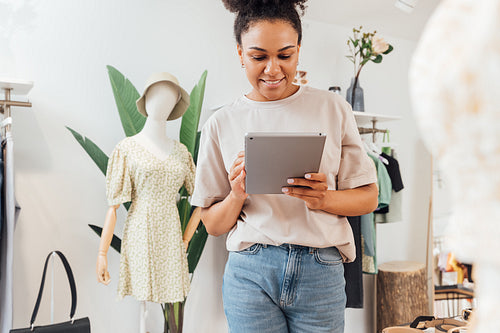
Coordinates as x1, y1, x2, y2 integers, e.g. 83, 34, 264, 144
346, 77, 365, 112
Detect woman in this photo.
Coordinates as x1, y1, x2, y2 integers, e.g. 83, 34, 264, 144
191, 0, 378, 332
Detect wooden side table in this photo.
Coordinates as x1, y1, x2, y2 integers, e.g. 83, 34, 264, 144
377, 261, 430, 332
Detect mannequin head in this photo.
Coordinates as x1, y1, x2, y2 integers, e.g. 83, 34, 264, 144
144, 81, 180, 121
136, 72, 190, 120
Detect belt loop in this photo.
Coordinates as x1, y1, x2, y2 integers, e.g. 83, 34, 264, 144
309, 247, 314, 254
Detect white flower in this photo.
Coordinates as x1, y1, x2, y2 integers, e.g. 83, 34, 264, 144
372, 36, 389, 54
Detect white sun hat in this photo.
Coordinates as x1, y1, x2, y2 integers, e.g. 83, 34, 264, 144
136, 72, 190, 120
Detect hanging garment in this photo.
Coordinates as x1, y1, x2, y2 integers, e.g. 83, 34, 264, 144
375, 191, 402, 224
361, 234, 377, 274
361, 213, 375, 257
0, 133, 21, 333
380, 152, 404, 192
361, 214, 377, 274
362, 153, 392, 274
367, 151, 392, 210
375, 151, 404, 223
344, 216, 363, 308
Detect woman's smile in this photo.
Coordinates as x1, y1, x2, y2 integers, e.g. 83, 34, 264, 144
260, 77, 285, 87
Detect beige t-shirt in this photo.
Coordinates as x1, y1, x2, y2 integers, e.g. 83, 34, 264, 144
191, 86, 377, 262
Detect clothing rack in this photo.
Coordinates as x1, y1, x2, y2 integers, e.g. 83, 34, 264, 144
358, 118, 389, 143
0, 80, 33, 135
353, 111, 402, 332
0, 78, 33, 333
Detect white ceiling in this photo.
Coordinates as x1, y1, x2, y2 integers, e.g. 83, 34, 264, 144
304, 0, 441, 41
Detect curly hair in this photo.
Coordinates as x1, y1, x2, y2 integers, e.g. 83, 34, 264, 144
222, 0, 308, 45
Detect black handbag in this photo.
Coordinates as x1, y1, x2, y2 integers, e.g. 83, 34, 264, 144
10, 251, 90, 333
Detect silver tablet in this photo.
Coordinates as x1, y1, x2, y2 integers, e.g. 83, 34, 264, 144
245, 132, 326, 194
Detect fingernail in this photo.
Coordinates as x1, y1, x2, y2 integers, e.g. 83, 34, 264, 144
282, 188, 289, 193
305, 174, 311, 179
287, 179, 294, 184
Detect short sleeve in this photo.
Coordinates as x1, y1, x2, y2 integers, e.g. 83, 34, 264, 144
190, 120, 231, 207
184, 152, 196, 196
105, 145, 132, 206
337, 106, 377, 190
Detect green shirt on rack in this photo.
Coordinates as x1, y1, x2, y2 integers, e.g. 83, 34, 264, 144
361, 152, 392, 274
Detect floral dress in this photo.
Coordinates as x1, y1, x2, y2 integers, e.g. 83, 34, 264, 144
105, 137, 195, 303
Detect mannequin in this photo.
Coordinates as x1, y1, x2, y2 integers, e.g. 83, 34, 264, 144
96, 73, 196, 333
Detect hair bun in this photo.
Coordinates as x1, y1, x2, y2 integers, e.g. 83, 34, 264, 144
222, 0, 307, 15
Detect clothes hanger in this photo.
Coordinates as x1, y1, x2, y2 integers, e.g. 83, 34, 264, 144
363, 138, 389, 165
380, 130, 398, 156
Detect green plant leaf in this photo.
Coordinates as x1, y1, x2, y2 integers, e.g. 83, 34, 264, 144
193, 131, 201, 165
177, 195, 191, 233
180, 70, 207, 156
372, 54, 383, 63
107, 65, 146, 137
383, 44, 394, 55
66, 126, 109, 175
66, 126, 131, 211
187, 223, 208, 273
165, 303, 178, 332
173, 302, 180, 328
89, 224, 122, 253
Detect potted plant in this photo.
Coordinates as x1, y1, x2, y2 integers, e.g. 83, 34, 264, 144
346, 26, 393, 111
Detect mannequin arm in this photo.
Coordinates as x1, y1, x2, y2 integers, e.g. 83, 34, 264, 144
183, 207, 201, 251
96, 204, 119, 285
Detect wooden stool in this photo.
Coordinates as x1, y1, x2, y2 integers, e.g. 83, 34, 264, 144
377, 261, 429, 332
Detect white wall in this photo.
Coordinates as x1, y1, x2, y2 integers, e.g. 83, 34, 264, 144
1, 1, 430, 332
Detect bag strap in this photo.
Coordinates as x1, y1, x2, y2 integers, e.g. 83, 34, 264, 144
409, 315, 435, 328
30, 251, 77, 328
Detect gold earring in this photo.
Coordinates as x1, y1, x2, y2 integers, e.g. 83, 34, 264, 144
241, 63, 245, 68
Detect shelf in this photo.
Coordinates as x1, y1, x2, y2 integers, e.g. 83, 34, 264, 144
353, 111, 401, 126
434, 284, 474, 301
0, 79, 34, 120
0, 78, 34, 96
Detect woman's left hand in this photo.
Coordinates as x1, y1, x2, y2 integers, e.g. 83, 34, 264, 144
282, 173, 329, 210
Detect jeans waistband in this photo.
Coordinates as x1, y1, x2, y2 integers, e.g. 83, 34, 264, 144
276, 243, 317, 253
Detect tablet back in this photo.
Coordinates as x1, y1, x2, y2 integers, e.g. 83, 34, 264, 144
245, 132, 326, 194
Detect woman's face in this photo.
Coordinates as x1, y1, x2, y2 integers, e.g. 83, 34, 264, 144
238, 20, 300, 102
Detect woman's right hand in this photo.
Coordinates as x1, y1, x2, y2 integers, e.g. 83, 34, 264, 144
228, 151, 248, 200
201, 151, 248, 236
96, 253, 111, 285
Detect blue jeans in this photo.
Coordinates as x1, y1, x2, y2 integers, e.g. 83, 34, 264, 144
222, 244, 346, 333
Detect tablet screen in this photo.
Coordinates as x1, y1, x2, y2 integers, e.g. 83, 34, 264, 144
245, 132, 326, 194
